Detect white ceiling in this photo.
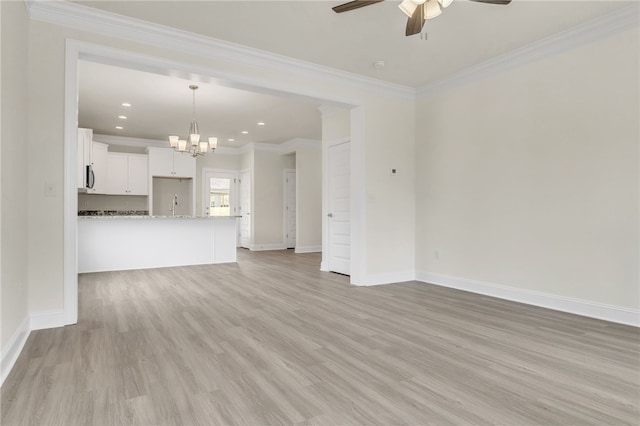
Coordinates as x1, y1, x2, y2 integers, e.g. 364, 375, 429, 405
75, 0, 633, 145
78, 61, 323, 145
75, 0, 633, 87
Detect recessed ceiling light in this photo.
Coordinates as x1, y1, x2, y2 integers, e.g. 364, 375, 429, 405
241, 131, 249, 134
257, 122, 265, 126
118, 115, 127, 119
115, 126, 124, 130
121, 102, 131, 107
228, 138, 235, 142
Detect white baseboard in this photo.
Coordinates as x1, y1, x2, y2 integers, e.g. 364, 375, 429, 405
356, 270, 417, 287
1, 316, 31, 387
320, 261, 329, 272
249, 244, 286, 251
30, 310, 66, 331
294, 245, 322, 254
416, 271, 640, 327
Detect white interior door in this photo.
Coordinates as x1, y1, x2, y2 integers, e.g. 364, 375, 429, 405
239, 170, 251, 249
284, 169, 296, 249
328, 142, 351, 275
203, 171, 237, 217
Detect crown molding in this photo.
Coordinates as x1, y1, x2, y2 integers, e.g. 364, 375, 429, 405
93, 134, 166, 149
93, 134, 319, 156
280, 138, 322, 151
245, 142, 282, 154
318, 105, 348, 118
417, 4, 640, 99
25, 0, 414, 100
95, 133, 245, 154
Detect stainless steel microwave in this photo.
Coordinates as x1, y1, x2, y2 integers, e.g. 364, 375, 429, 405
86, 165, 95, 189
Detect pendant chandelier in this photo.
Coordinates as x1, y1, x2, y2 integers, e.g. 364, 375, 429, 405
168, 85, 217, 157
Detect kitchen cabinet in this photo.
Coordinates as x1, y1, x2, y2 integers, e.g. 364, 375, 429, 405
107, 153, 148, 195
89, 142, 108, 194
77, 128, 93, 189
147, 147, 195, 178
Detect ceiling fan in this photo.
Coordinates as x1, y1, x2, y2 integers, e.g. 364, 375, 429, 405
333, 0, 512, 37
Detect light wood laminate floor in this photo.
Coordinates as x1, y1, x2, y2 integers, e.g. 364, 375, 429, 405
2, 249, 639, 425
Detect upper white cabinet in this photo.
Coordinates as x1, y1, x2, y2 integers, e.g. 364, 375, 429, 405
107, 153, 148, 195
128, 155, 149, 195
147, 147, 195, 178
173, 152, 195, 177
89, 142, 109, 194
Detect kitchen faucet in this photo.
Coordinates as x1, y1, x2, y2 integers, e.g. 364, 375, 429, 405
171, 194, 178, 217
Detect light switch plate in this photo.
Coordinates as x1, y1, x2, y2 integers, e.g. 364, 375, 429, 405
45, 182, 56, 197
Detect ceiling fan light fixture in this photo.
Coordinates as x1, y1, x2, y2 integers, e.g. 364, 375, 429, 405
438, 0, 454, 8
398, 0, 418, 18
425, 0, 443, 20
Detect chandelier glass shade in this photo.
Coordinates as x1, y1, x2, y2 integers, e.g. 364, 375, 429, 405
168, 85, 217, 157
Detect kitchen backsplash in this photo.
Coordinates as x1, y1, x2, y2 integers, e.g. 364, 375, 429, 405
78, 194, 148, 212
153, 177, 192, 216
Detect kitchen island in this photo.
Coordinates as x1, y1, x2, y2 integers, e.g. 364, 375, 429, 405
78, 216, 237, 273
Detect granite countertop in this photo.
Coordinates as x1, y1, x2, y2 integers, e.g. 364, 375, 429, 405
78, 214, 240, 219
78, 210, 148, 216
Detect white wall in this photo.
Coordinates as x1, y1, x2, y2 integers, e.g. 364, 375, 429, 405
364, 99, 416, 278
415, 27, 639, 310
1, 1, 30, 353
152, 177, 192, 216
78, 194, 148, 211
321, 107, 351, 142
295, 145, 322, 250
253, 151, 296, 247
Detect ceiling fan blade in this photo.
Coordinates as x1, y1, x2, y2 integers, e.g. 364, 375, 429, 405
467, 0, 511, 4
405, 4, 425, 36
332, 0, 384, 13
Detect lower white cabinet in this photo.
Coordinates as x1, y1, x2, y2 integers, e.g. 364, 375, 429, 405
107, 153, 148, 195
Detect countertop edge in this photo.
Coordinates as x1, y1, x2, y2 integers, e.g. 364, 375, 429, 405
78, 215, 240, 220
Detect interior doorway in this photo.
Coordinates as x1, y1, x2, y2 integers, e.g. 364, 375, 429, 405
202, 170, 238, 217
327, 141, 351, 275
64, 41, 364, 326
284, 169, 296, 249
238, 170, 251, 249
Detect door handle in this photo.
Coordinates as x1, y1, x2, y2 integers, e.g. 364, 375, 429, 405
327, 213, 333, 218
